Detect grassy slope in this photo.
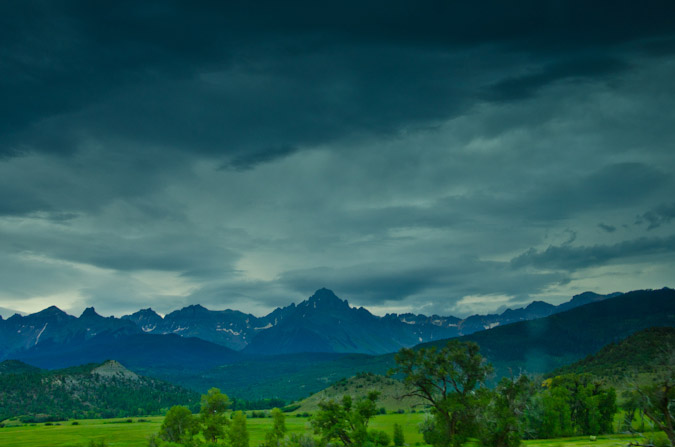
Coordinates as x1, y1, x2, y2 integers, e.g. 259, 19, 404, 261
294, 372, 427, 413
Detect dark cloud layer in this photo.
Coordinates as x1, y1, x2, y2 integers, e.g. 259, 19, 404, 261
3, 1, 675, 162
638, 202, 675, 230
511, 235, 675, 271
1, 1, 674, 316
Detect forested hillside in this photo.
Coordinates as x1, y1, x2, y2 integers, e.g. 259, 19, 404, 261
0, 360, 199, 422
549, 326, 675, 378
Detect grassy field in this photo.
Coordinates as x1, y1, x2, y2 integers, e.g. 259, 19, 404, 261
0, 413, 664, 447
0, 417, 163, 447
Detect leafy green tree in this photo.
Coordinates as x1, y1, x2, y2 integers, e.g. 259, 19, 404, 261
527, 374, 616, 438
632, 368, 675, 446
264, 407, 287, 446
527, 386, 573, 438
392, 340, 493, 447
312, 391, 380, 446
393, 422, 405, 446
159, 405, 198, 444
229, 410, 250, 447
200, 387, 230, 443
550, 374, 617, 435
478, 375, 533, 447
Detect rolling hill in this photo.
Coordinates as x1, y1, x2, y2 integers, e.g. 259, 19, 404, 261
292, 372, 426, 413
0, 360, 199, 422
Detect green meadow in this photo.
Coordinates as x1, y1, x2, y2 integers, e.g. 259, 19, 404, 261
1, 413, 422, 447
0, 413, 663, 447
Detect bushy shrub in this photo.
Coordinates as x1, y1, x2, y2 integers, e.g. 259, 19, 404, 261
651, 432, 670, 447
369, 429, 390, 446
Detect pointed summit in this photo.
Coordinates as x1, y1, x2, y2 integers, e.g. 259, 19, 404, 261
33, 305, 70, 321
176, 304, 209, 315
306, 288, 349, 309
38, 305, 66, 315
121, 308, 163, 331
124, 308, 162, 320
80, 307, 102, 319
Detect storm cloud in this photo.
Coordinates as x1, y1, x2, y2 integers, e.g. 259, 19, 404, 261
1, 1, 674, 317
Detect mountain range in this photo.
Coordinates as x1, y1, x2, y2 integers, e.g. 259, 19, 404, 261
194, 287, 675, 401
0, 288, 621, 366
0, 287, 673, 403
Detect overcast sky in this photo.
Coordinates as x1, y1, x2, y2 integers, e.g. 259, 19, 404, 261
2, 1, 675, 319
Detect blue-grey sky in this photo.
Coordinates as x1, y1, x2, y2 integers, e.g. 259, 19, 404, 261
1, 1, 675, 318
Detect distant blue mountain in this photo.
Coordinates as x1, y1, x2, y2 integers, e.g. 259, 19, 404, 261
0, 288, 623, 362
241, 288, 622, 355
0, 306, 241, 370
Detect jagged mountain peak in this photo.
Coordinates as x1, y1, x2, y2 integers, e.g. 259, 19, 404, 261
305, 288, 349, 309
123, 308, 162, 319
139, 308, 161, 316
33, 305, 70, 320
80, 307, 102, 319
524, 300, 555, 311
40, 305, 66, 314
173, 304, 210, 316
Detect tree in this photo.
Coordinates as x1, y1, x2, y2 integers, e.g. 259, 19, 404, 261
159, 405, 198, 444
264, 407, 287, 446
229, 410, 250, 447
527, 385, 573, 438
549, 374, 616, 435
393, 422, 405, 446
200, 387, 230, 443
526, 374, 617, 438
478, 375, 533, 447
312, 391, 381, 446
392, 340, 493, 447
633, 368, 675, 446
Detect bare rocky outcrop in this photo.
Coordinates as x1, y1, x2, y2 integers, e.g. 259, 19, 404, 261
91, 360, 139, 381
